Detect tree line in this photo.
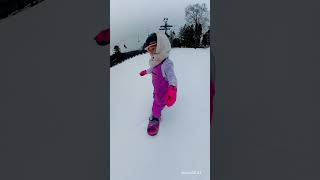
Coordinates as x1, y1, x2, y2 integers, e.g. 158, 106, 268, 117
171, 3, 210, 48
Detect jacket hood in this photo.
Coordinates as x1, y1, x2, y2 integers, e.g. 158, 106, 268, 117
149, 32, 171, 68
155, 32, 171, 54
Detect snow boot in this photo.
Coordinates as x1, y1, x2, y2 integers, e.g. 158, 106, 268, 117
147, 116, 160, 136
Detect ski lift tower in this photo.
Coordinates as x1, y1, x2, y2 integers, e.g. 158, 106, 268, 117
159, 18, 173, 38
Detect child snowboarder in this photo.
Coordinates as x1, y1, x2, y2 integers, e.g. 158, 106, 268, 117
139, 32, 178, 136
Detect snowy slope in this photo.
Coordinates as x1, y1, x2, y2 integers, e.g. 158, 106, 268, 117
110, 48, 210, 180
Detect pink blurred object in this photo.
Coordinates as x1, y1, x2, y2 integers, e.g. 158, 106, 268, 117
139, 70, 147, 76
94, 28, 110, 46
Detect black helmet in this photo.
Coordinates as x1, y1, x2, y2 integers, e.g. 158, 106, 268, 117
143, 33, 157, 50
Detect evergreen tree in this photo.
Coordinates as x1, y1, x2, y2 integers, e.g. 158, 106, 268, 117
179, 24, 195, 48
113, 45, 121, 54
194, 23, 202, 47
202, 30, 210, 47
172, 38, 182, 47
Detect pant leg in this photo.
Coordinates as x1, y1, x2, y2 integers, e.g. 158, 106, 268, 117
152, 93, 166, 118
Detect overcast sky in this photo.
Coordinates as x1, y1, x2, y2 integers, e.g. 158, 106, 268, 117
110, 0, 210, 52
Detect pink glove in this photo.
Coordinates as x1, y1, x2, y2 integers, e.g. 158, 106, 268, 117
166, 85, 177, 107
139, 70, 147, 76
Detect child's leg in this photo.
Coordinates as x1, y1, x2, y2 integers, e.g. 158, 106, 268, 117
152, 94, 166, 118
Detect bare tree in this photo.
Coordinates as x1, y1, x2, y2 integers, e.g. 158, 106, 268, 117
185, 3, 209, 31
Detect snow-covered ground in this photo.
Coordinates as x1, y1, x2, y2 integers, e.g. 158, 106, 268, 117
110, 48, 211, 180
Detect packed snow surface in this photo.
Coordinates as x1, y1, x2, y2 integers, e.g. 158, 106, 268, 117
111, 48, 210, 180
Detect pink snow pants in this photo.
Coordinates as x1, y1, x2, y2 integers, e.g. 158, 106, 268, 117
152, 63, 169, 118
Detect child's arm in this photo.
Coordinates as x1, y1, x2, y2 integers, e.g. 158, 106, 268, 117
163, 60, 177, 87
139, 67, 153, 76
146, 67, 153, 74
